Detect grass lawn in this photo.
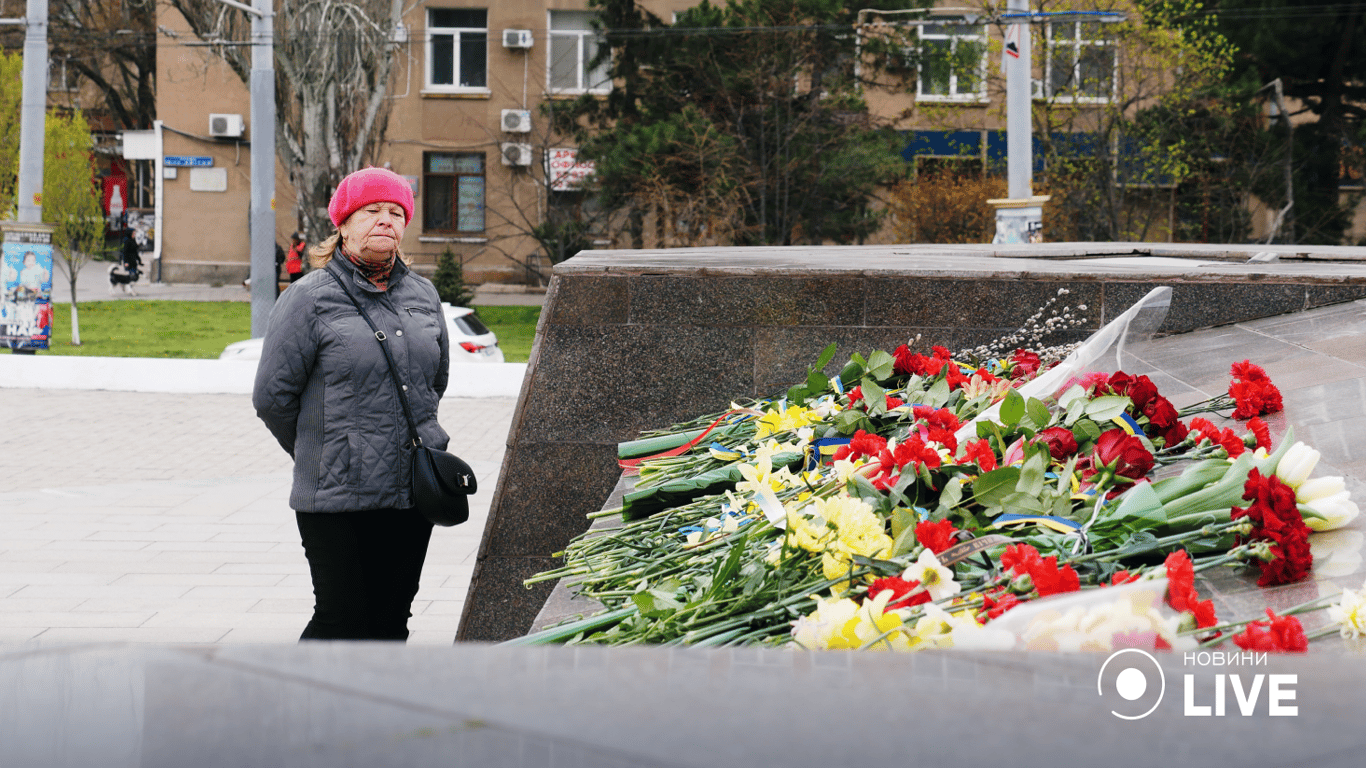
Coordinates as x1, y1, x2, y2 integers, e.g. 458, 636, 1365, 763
36, 301, 540, 362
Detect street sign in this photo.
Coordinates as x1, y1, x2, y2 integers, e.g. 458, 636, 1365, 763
164, 156, 214, 168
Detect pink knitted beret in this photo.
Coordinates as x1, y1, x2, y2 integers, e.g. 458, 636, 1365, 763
327, 167, 415, 228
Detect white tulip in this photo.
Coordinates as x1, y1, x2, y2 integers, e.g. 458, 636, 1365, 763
1302, 491, 1361, 532
1297, 475, 1346, 504
1275, 441, 1320, 488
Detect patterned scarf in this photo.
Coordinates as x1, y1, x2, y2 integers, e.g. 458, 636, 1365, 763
341, 245, 396, 291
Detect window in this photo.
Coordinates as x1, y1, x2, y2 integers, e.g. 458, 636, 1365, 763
917, 20, 986, 101
423, 153, 485, 233
549, 10, 610, 94
1045, 21, 1116, 101
427, 9, 488, 91
47, 57, 79, 92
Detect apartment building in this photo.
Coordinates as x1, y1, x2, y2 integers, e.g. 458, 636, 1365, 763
145, 2, 1363, 284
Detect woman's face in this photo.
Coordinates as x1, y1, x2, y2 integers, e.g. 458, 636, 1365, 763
339, 202, 407, 261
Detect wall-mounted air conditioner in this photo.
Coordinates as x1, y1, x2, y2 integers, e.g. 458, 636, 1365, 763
503, 29, 533, 49
501, 109, 532, 133
501, 142, 533, 167
209, 113, 244, 138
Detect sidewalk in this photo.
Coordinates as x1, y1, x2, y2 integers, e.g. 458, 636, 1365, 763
0, 388, 514, 645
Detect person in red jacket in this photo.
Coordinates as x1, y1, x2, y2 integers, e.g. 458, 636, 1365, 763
286, 231, 306, 282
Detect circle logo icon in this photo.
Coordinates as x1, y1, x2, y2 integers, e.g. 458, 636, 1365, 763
1097, 648, 1165, 720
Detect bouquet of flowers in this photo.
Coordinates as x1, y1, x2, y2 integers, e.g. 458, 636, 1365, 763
516, 289, 1360, 653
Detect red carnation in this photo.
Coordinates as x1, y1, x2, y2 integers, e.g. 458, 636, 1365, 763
867, 576, 931, 609
1229, 360, 1283, 420
833, 429, 888, 462
1164, 550, 1218, 629
981, 589, 1022, 621
1247, 417, 1272, 452
1231, 470, 1313, 587
1029, 556, 1081, 596
1001, 543, 1043, 574
1231, 609, 1309, 653
915, 519, 959, 554
960, 438, 997, 472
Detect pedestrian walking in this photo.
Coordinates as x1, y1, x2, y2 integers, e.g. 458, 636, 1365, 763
252, 167, 449, 641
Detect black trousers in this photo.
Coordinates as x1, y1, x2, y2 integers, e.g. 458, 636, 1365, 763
295, 508, 433, 641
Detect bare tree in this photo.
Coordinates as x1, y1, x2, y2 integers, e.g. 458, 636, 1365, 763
167, 0, 403, 241
45, 0, 158, 130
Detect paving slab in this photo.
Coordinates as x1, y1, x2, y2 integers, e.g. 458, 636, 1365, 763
0, 388, 516, 645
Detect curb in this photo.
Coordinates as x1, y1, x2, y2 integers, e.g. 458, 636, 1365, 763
0, 355, 527, 398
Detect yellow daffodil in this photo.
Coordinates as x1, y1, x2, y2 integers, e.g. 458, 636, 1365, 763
755, 404, 821, 438
790, 594, 860, 650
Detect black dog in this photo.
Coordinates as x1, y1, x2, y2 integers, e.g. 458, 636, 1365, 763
108, 263, 139, 295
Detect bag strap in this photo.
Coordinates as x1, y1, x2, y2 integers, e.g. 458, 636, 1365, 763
324, 260, 424, 447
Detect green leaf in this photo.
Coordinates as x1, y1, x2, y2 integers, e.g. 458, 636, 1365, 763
1085, 395, 1132, 423
806, 369, 830, 393
890, 507, 918, 539
833, 409, 872, 436
925, 377, 952, 408
632, 589, 683, 619
813, 342, 838, 372
1026, 397, 1052, 430
1000, 491, 1047, 515
970, 466, 1021, 508
999, 389, 1025, 427
866, 350, 896, 381
1064, 394, 1088, 425
1073, 418, 1102, 442
890, 519, 920, 556
861, 378, 887, 416
1016, 447, 1048, 497
840, 354, 866, 383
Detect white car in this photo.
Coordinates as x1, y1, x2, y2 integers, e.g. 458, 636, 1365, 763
219, 303, 505, 363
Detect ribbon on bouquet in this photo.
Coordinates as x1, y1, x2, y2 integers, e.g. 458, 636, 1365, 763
618, 409, 764, 472
803, 437, 852, 471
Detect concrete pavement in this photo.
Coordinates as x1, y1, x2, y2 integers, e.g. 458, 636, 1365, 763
5, 264, 534, 644
0, 388, 515, 645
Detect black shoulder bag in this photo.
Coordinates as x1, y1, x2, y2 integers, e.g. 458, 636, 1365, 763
325, 265, 475, 526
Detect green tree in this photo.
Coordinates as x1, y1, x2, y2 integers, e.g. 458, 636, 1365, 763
431, 247, 475, 307
0, 50, 23, 216
44, 110, 104, 346
1030, 0, 1239, 242
1216, 0, 1366, 244
558, 0, 921, 248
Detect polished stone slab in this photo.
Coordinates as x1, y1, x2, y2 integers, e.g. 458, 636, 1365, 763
4, 642, 1365, 768
461, 245, 1366, 642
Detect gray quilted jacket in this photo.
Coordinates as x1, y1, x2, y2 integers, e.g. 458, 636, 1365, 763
252, 254, 450, 512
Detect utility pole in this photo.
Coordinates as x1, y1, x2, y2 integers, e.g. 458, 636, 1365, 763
16, 0, 48, 224
248, 0, 276, 337
2, 0, 56, 354
989, 0, 1049, 244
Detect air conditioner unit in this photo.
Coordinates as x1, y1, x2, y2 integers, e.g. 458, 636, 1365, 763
501, 142, 533, 167
501, 109, 532, 133
209, 113, 244, 138
503, 29, 533, 49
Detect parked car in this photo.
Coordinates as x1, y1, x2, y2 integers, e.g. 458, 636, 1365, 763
220, 303, 504, 363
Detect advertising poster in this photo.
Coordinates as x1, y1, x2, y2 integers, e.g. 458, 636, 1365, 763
1, 229, 55, 350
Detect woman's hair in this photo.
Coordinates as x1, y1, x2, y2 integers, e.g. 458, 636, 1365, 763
308, 231, 410, 268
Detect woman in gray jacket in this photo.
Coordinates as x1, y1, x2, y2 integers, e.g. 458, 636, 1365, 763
253, 167, 450, 641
